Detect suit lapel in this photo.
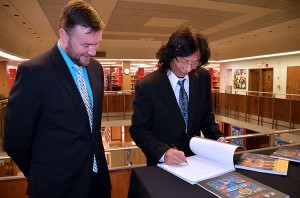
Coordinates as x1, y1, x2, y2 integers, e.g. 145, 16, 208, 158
87, 63, 102, 134
50, 45, 91, 127
187, 74, 198, 135
158, 71, 185, 125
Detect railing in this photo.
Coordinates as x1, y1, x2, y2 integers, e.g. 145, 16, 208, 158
102, 90, 134, 120
4, 89, 299, 129
212, 89, 300, 130
0, 143, 145, 180
1, 90, 300, 180
1, 128, 300, 180
226, 128, 300, 147
102, 89, 300, 131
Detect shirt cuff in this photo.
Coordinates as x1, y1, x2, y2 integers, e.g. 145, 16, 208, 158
159, 153, 165, 163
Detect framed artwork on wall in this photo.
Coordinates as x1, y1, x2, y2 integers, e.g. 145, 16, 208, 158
233, 69, 246, 89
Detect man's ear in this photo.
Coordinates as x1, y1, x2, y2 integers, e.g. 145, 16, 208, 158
59, 28, 68, 43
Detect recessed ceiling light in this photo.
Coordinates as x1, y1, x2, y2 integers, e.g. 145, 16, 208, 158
212, 51, 300, 63
3, 4, 10, 7
0, 51, 23, 61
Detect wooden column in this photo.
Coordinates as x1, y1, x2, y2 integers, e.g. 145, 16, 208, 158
122, 61, 131, 91
0, 61, 10, 98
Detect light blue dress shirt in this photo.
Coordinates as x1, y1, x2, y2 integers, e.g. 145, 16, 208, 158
57, 41, 93, 106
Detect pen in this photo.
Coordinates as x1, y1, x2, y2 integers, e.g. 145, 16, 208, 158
170, 144, 188, 164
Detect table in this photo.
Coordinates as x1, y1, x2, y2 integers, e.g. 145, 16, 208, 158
128, 148, 300, 198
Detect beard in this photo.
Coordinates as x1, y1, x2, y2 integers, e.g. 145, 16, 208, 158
65, 40, 90, 66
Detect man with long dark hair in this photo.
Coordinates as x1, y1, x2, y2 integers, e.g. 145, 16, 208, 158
130, 26, 226, 166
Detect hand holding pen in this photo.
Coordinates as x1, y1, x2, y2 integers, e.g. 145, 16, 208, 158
164, 144, 188, 165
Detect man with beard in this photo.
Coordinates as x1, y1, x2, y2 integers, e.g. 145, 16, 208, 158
4, 1, 111, 197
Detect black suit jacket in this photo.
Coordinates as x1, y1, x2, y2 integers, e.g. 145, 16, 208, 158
4, 45, 111, 198
130, 67, 224, 165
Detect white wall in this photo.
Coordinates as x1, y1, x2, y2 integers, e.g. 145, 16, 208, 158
219, 54, 300, 98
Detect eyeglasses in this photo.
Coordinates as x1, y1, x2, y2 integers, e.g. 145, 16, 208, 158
175, 57, 200, 69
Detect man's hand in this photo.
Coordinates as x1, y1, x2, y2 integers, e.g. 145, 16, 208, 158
217, 137, 227, 143
164, 148, 187, 165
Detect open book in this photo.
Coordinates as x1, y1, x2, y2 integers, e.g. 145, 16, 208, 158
235, 153, 289, 175
157, 137, 239, 184
270, 145, 300, 163
198, 172, 289, 198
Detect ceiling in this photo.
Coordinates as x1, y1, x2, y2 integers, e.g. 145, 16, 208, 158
0, 0, 300, 68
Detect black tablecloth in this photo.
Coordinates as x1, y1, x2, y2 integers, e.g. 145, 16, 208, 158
128, 148, 300, 198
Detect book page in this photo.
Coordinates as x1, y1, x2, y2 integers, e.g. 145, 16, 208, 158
190, 137, 239, 168
158, 154, 235, 184
157, 137, 239, 184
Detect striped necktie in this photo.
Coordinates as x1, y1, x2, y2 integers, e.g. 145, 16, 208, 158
74, 64, 98, 173
177, 79, 188, 133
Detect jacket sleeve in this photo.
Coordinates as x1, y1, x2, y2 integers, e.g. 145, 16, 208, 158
199, 70, 224, 140
4, 64, 42, 177
129, 81, 170, 164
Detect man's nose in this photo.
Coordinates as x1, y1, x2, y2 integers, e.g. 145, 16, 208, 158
88, 46, 97, 56
183, 64, 193, 72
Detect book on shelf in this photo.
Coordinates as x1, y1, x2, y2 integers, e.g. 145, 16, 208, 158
198, 172, 289, 198
157, 137, 240, 184
270, 145, 300, 163
235, 153, 289, 175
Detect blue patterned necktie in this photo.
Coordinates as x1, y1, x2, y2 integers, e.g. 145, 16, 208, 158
74, 64, 98, 173
177, 79, 188, 133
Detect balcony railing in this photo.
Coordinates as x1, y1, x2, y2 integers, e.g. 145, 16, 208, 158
1, 128, 299, 180
212, 89, 300, 130
102, 90, 134, 120
1, 90, 300, 179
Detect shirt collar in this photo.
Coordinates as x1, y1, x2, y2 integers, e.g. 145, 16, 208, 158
167, 69, 189, 89
57, 40, 76, 69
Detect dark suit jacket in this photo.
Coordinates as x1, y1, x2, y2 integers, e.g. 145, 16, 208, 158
4, 45, 111, 198
130, 67, 224, 165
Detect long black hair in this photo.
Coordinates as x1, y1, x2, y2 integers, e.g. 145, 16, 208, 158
156, 26, 210, 77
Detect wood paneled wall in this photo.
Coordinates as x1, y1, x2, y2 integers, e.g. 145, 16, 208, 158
1, 105, 6, 152
102, 94, 134, 114
110, 169, 131, 198
0, 178, 27, 198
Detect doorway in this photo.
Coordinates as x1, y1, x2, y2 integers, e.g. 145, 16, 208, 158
248, 68, 273, 96
287, 66, 300, 100
262, 68, 273, 97
249, 69, 260, 96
